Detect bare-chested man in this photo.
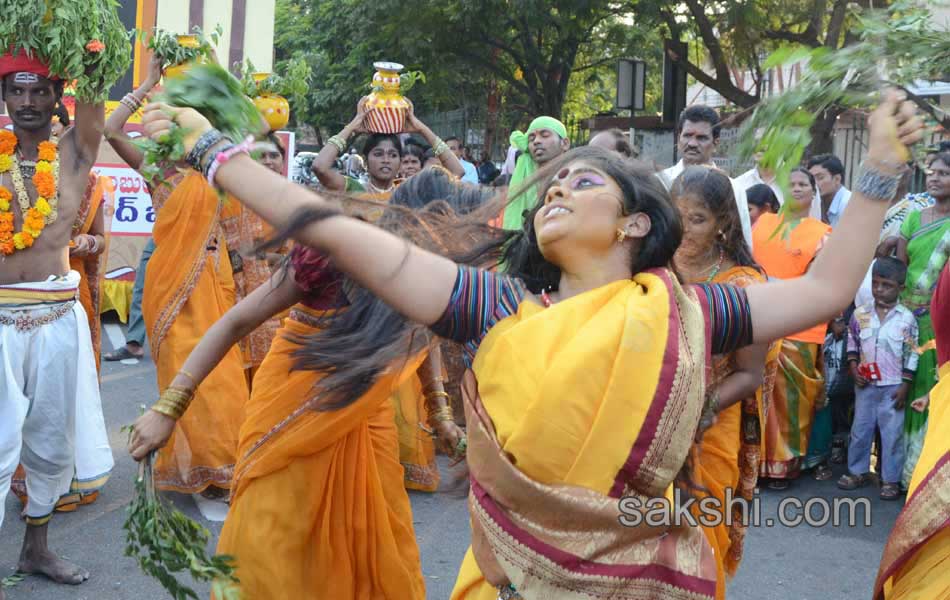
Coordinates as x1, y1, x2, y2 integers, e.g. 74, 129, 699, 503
0, 53, 108, 596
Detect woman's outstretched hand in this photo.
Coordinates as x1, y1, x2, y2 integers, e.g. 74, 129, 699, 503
142, 103, 213, 154
867, 89, 925, 167
127, 410, 177, 461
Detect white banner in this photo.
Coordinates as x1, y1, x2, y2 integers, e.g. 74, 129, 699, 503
92, 165, 155, 236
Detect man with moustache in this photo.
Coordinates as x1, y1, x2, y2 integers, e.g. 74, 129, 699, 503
658, 105, 753, 248
0, 52, 111, 596
497, 116, 570, 230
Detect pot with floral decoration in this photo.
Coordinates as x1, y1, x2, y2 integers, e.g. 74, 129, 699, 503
251, 73, 290, 131
240, 58, 311, 132
364, 62, 425, 134
141, 26, 221, 81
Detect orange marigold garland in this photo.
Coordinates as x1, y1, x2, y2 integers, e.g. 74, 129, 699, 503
0, 132, 60, 255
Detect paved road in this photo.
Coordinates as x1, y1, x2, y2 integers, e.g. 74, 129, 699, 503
1, 319, 901, 599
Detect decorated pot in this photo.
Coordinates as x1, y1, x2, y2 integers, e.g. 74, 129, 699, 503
364, 61, 411, 134
251, 72, 290, 131
254, 94, 290, 131
164, 35, 201, 80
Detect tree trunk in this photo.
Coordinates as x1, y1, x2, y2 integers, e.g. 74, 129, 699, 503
805, 108, 840, 158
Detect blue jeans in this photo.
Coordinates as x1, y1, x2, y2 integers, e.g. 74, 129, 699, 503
847, 384, 906, 484
125, 238, 155, 346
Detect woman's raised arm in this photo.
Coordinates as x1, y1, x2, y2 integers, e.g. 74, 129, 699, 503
143, 103, 461, 326
747, 91, 924, 343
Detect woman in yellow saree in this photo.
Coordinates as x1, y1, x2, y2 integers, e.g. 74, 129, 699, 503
137, 91, 921, 598
670, 167, 775, 597
873, 261, 950, 599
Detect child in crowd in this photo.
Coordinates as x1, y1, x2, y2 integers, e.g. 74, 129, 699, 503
824, 308, 855, 464
838, 257, 918, 500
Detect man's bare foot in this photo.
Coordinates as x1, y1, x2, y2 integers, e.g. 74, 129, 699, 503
17, 549, 89, 585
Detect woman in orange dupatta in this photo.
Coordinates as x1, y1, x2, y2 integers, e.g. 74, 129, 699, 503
670, 167, 775, 597
10, 172, 116, 511
219, 134, 290, 384
873, 262, 950, 599
752, 167, 833, 488
129, 245, 430, 599
312, 104, 468, 491
137, 93, 921, 599
142, 172, 249, 494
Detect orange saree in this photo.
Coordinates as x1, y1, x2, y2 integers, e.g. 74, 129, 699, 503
693, 266, 776, 598
219, 202, 282, 375
142, 173, 249, 493
214, 306, 426, 599
71, 173, 115, 373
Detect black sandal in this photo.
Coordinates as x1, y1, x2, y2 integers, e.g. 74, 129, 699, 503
880, 483, 902, 500
103, 346, 143, 361
837, 473, 868, 490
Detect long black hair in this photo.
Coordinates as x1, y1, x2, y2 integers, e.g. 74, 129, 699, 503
265, 146, 682, 409
467, 145, 683, 294
670, 166, 758, 270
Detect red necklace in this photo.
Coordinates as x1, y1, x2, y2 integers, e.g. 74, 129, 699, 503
540, 289, 554, 307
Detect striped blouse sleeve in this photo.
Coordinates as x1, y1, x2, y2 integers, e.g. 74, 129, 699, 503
693, 283, 755, 355
430, 266, 523, 344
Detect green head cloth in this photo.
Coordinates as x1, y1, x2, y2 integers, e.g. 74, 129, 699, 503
503, 116, 568, 230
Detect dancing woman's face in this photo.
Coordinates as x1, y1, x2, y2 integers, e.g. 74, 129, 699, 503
533, 160, 649, 265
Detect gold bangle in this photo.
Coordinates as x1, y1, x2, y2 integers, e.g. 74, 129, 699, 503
151, 386, 195, 420
425, 390, 450, 402
177, 369, 198, 390
428, 405, 455, 424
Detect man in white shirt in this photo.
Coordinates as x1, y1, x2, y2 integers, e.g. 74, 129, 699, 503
446, 137, 479, 184
807, 154, 851, 227
657, 105, 753, 248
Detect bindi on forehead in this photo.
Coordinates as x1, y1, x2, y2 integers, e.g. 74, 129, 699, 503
556, 168, 570, 180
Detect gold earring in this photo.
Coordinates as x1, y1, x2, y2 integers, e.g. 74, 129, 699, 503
616, 229, 627, 243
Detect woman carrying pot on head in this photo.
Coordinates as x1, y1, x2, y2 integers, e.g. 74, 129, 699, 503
312, 98, 465, 199
136, 90, 921, 600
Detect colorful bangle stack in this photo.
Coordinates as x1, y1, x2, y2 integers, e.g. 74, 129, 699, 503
151, 386, 195, 420
327, 135, 348, 153
431, 137, 450, 157
207, 136, 256, 186
119, 93, 143, 113
187, 129, 227, 171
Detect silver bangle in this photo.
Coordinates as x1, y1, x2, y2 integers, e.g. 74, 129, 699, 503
855, 161, 907, 202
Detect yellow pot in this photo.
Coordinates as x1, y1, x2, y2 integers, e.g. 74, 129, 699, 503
176, 34, 199, 48
254, 93, 290, 131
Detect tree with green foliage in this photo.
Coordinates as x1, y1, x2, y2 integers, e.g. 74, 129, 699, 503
274, 0, 661, 145
637, 0, 890, 154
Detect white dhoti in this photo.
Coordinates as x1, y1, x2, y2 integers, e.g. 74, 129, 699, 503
0, 271, 113, 526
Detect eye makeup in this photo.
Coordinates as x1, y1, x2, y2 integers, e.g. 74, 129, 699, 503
570, 174, 606, 190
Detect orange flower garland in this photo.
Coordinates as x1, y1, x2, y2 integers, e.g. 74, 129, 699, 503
0, 131, 59, 255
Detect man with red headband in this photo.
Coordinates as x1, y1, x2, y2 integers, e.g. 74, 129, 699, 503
0, 51, 109, 594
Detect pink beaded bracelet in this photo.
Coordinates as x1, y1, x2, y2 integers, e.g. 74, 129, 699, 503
207, 136, 256, 187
